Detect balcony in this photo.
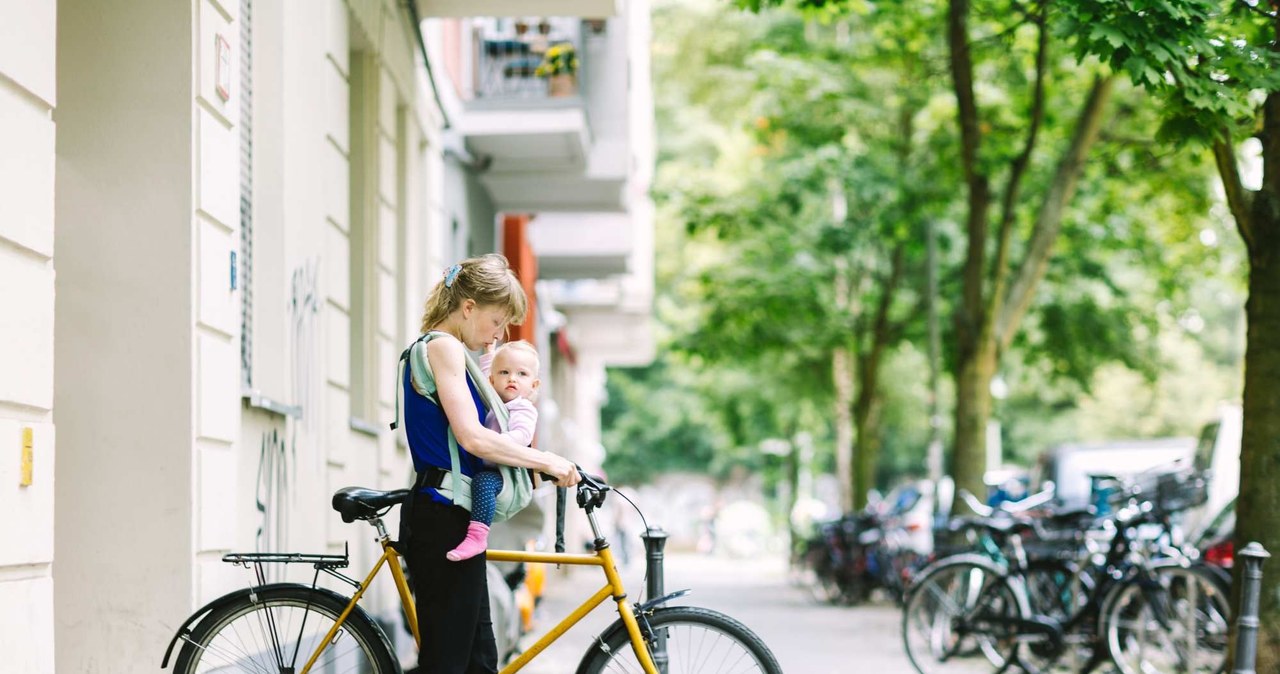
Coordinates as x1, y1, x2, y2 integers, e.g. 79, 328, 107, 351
528, 212, 631, 280
472, 20, 583, 103
450, 17, 631, 212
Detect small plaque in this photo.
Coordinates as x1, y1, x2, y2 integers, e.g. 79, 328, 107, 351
20, 427, 33, 487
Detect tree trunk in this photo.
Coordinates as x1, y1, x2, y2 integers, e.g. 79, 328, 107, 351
833, 346, 855, 513
852, 378, 883, 510
1237, 213, 1280, 670
946, 75, 1112, 514
1234, 82, 1280, 672
952, 336, 997, 509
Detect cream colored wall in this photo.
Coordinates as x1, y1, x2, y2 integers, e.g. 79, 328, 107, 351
53, 0, 198, 669
0, 0, 57, 671
46, 0, 442, 669
229, 0, 442, 655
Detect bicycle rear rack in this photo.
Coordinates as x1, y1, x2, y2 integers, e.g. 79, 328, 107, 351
222, 543, 359, 590
222, 550, 350, 570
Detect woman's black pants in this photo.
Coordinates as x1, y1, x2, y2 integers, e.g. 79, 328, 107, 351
406, 494, 499, 674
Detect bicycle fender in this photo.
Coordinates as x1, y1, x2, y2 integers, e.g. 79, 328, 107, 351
572, 597, 691, 674
159, 582, 361, 668
636, 589, 691, 614
907, 553, 1033, 616
910, 552, 1008, 581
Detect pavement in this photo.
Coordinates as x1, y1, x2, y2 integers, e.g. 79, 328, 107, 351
514, 550, 919, 673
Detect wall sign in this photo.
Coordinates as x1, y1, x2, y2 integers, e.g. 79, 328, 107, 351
216, 34, 231, 102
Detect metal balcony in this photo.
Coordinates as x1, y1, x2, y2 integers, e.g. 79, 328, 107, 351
471, 18, 584, 103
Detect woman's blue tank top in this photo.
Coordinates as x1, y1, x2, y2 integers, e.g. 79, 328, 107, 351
402, 358, 488, 504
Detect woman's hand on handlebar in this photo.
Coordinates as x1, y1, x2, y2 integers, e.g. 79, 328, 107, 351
544, 454, 581, 488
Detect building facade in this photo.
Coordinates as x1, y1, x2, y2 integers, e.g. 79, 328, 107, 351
0, 2, 57, 672
424, 0, 656, 479
0, 0, 652, 670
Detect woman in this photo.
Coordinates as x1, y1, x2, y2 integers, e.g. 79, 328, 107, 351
403, 253, 579, 673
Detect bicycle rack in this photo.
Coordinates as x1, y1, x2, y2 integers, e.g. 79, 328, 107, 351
223, 543, 361, 591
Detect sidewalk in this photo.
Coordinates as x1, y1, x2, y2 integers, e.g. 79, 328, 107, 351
511, 550, 917, 673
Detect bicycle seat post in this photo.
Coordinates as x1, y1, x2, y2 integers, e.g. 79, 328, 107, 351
371, 516, 390, 543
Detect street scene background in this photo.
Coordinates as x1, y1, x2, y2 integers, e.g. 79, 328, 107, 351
4, 0, 1280, 671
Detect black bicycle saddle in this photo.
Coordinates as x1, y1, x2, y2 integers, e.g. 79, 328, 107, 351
332, 486, 410, 523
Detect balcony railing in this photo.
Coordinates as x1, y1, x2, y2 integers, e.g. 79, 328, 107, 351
472, 18, 584, 102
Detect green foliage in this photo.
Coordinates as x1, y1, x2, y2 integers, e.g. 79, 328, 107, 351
1058, 0, 1280, 143
599, 357, 726, 485
603, 0, 1246, 494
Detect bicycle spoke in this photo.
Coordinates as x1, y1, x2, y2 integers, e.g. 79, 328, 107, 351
176, 589, 389, 674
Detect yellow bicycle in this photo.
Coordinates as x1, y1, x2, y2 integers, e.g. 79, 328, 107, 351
161, 470, 781, 673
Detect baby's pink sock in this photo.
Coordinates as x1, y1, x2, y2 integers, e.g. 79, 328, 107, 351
446, 522, 491, 562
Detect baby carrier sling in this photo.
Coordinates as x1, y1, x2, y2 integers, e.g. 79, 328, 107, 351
390, 331, 535, 541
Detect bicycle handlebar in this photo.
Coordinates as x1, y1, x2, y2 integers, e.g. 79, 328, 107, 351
538, 466, 608, 492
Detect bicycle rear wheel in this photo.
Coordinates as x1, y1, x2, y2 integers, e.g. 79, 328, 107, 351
576, 605, 782, 674
173, 584, 398, 674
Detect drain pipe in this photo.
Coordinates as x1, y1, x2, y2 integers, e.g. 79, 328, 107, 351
404, 0, 451, 130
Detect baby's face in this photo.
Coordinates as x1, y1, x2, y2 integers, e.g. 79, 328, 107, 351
490, 349, 540, 403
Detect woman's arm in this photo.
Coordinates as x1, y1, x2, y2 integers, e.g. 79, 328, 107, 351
427, 337, 576, 484
503, 398, 537, 448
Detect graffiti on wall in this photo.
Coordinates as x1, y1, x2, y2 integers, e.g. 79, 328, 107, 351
251, 258, 321, 569
291, 258, 320, 434
255, 426, 293, 560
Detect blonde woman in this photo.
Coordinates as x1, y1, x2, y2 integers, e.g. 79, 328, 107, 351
401, 254, 578, 673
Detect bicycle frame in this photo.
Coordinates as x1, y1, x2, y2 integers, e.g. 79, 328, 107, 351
297, 515, 661, 674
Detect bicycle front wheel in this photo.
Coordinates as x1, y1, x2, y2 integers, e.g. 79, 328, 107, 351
173, 584, 398, 674
577, 605, 782, 674
1103, 564, 1231, 674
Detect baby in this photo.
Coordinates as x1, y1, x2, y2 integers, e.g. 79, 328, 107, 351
446, 340, 541, 561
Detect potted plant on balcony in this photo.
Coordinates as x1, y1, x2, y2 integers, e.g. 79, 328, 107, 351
535, 42, 579, 97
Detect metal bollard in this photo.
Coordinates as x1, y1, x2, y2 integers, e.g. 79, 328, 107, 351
1233, 542, 1271, 674
640, 527, 669, 674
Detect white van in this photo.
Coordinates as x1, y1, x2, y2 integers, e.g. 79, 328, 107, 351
1183, 403, 1242, 538
1035, 437, 1197, 509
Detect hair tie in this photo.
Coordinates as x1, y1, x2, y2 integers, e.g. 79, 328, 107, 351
443, 264, 462, 288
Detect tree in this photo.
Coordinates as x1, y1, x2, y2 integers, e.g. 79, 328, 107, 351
1059, 0, 1280, 664
669, 10, 957, 510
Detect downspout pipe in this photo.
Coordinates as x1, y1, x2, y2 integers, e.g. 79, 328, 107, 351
404, 0, 451, 130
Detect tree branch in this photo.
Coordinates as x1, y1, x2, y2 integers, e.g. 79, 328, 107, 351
997, 75, 1115, 351
988, 6, 1049, 326
949, 0, 981, 187
871, 244, 907, 362
949, 0, 991, 339
1212, 134, 1256, 253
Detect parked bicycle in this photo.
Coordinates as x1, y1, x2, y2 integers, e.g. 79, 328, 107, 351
161, 469, 782, 674
902, 466, 1230, 674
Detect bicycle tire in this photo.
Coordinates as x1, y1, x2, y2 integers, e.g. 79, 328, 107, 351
1102, 563, 1230, 674
901, 555, 1029, 674
172, 583, 399, 674
576, 605, 782, 674
1022, 558, 1093, 624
